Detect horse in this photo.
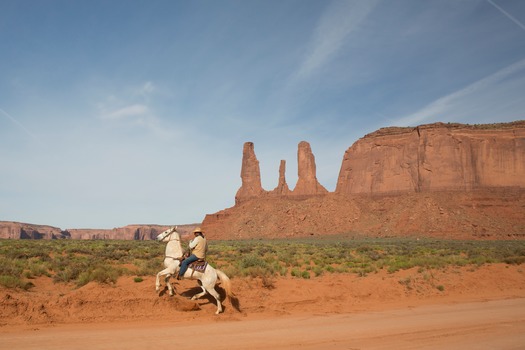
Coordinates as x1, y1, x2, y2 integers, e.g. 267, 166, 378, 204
155, 227, 235, 314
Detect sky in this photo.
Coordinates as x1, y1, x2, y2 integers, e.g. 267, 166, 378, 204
1, 0, 524, 229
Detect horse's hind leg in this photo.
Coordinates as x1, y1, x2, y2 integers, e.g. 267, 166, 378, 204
196, 282, 223, 314
207, 286, 223, 314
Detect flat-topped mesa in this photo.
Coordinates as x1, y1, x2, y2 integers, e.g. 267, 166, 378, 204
235, 142, 266, 204
292, 141, 328, 196
270, 159, 290, 195
336, 121, 525, 195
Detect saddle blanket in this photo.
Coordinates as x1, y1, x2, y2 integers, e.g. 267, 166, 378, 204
189, 261, 208, 273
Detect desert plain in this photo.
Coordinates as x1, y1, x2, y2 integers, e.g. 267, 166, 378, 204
1, 261, 525, 349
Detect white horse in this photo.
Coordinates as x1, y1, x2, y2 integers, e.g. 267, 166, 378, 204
155, 227, 236, 314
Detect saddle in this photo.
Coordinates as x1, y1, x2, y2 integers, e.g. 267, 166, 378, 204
189, 259, 208, 273
180, 253, 208, 274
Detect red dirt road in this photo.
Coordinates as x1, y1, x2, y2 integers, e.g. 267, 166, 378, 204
1, 298, 524, 349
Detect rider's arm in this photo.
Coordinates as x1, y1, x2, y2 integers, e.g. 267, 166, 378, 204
188, 237, 199, 250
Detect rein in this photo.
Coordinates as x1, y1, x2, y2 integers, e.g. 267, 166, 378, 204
160, 229, 180, 242
165, 255, 182, 260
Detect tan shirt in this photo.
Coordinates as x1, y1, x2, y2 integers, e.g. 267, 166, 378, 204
189, 235, 208, 259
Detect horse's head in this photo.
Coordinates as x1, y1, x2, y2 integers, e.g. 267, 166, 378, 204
156, 226, 179, 242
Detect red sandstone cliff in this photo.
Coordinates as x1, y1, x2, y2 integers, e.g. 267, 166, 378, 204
0, 222, 66, 239
336, 122, 525, 194
0, 222, 198, 240
203, 121, 525, 239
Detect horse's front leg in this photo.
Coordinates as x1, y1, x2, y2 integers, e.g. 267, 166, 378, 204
156, 267, 172, 292
165, 274, 175, 296
165, 266, 181, 296
155, 271, 162, 292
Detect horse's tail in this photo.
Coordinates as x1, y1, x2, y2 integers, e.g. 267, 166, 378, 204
216, 269, 241, 312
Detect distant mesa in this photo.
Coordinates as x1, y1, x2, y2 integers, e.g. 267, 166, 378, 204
0, 222, 199, 240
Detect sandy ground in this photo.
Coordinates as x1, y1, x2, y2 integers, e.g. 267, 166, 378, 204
1, 264, 525, 349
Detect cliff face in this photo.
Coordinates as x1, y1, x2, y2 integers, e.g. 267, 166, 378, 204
203, 121, 525, 240
336, 122, 525, 194
0, 222, 198, 240
66, 225, 173, 240
0, 222, 67, 239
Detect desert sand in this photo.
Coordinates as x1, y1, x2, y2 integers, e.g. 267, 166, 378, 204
1, 264, 524, 349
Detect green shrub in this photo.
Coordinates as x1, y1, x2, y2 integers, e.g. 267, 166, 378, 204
0, 237, 524, 288
0, 275, 33, 290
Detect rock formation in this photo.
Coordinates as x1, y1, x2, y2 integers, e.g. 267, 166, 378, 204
336, 122, 525, 194
0, 222, 67, 239
4, 121, 524, 240
202, 121, 525, 240
292, 141, 328, 196
236, 140, 327, 201
235, 142, 265, 204
66, 225, 174, 240
0, 222, 198, 240
270, 160, 290, 196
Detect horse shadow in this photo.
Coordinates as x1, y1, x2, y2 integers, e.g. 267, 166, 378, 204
158, 286, 170, 297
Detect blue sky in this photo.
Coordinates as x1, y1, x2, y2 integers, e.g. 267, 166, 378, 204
1, 0, 524, 229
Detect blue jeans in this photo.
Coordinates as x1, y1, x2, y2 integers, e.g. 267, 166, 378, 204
178, 254, 199, 277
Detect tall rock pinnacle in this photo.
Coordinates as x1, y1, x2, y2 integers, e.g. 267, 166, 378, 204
292, 141, 328, 196
235, 142, 265, 204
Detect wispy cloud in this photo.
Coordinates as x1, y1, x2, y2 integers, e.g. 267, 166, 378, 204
102, 104, 149, 120
293, 0, 379, 81
487, 0, 525, 31
392, 58, 525, 126
0, 107, 37, 139
95, 82, 178, 138
136, 81, 155, 101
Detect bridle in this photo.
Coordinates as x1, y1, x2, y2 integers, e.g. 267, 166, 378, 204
159, 228, 180, 242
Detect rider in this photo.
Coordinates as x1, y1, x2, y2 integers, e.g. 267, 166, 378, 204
177, 227, 208, 280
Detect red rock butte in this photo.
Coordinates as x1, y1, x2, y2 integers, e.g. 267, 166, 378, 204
203, 121, 525, 240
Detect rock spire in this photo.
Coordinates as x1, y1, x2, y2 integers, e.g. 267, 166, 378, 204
235, 142, 265, 204
292, 141, 328, 196
271, 160, 290, 195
